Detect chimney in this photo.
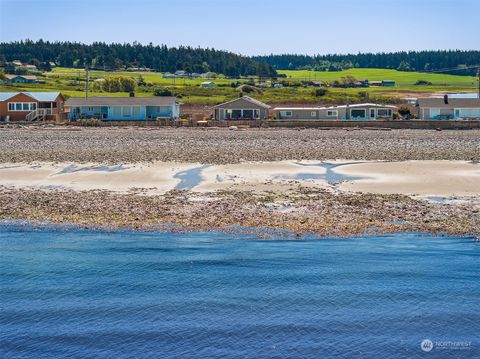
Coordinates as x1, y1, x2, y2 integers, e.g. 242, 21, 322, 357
444, 94, 448, 104
129, 92, 135, 97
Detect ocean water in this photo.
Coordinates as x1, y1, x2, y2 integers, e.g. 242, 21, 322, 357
0, 225, 479, 359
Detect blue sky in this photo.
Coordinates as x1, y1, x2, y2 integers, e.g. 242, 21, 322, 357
0, 0, 478, 55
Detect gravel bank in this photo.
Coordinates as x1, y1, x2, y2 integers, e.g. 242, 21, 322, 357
0, 127, 479, 164
0, 187, 478, 237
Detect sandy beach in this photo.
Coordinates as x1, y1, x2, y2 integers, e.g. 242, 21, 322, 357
0, 127, 479, 237
0, 160, 479, 198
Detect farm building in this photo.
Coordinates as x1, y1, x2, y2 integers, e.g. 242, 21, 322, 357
382, 80, 396, 87
213, 96, 270, 121
0, 92, 65, 122
417, 96, 480, 120
65, 96, 180, 121
5, 75, 37, 84
274, 103, 397, 120
200, 81, 216, 88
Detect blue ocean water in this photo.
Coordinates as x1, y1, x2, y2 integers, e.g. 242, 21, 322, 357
1, 225, 479, 359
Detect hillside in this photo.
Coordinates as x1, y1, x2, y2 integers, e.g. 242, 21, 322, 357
256, 50, 480, 75
0, 67, 476, 106
0, 40, 276, 77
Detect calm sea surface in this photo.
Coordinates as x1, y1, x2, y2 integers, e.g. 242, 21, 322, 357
1, 224, 479, 358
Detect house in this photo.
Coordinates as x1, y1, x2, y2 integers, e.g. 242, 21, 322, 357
6, 75, 37, 84
417, 96, 480, 120
65, 96, 180, 121
382, 80, 396, 87
354, 79, 369, 87
175, 70, 187, 77
200, 81, 216, 88
274, 103, 397, 120
213, 96, 270, 121
12, 60, 22, 67
24, 64, 37, 71
0, 92, 65, 122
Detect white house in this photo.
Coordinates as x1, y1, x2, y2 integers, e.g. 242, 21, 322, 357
417, 96, 480, 120
200, 81, 216, 88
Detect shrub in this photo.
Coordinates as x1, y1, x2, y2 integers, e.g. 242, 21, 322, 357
78, 119, 101, 127
414, 80, 432, 86
153, 87, 174, 96
237, 84, 262, 94
398, 106, 412, 119
102, 76, 136, 92
313, 88, 328, 97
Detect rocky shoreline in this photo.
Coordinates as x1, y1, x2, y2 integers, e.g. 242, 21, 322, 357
0, 127, 479, 238
0, 187, 478, 238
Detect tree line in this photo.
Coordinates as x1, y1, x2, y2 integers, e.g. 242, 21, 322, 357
254, 50, 480, 75
0, 40, 276, 77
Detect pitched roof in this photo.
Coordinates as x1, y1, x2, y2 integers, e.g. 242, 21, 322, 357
65, 96, 178, 107
273, 103, 398, 111
417, 97, 480, 108
0, 91, 62, 102
6, 75, 37, 80
213, 96, 270, 109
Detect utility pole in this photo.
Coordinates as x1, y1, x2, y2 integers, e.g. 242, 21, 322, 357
477, 67, 480, 99
85, 67, 89, 99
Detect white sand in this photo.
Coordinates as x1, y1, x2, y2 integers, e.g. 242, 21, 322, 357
336, 160, 480, 196
0, 160, 479, 198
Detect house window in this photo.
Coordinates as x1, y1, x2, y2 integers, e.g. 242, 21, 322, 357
112, 107, 121, 118
327, 110, 338, 117
8, 102, 37, 111
242, 109, 254, 118
122, 106, 132, 117
351, 109, 366, 118
132, 106, 140, 117
377, 109, 392, 117
311, 111, 316, 117
231, 110, 242, 119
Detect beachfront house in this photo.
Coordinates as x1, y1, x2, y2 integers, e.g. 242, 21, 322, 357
273, 103, 397, 120
417, 96, 480, 120
65, 96, 180, 121
213, 96, 270, 121
0, 91, 65, 122
5, 75, 37, 84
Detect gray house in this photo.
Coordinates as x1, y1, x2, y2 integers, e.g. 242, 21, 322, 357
274, 103, 397, 120
66, 96, 180, 121
417, 96, 480, 120
213, 96, 270, 121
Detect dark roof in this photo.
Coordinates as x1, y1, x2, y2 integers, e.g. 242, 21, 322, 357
213, 96, 270, 109
417, 97, 480, 108
65, 96, 177, 107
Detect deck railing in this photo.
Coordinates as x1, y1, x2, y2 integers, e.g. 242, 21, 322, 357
25, 108, 55, 122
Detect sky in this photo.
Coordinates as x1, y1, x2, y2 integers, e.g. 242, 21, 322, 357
0, 0, 478, 56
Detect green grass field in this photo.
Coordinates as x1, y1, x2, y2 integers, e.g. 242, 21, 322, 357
1, 67, 477, 106
279, 69, 477, 91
